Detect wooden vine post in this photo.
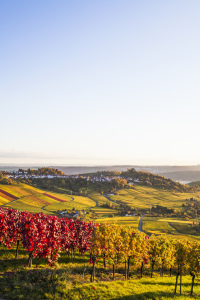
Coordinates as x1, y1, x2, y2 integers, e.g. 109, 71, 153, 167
113, 263, 115, 280
125, 260, 127, 280
140, 261, 144, 278
91, 256, 96, 282
190, 272, 195, 295
127, 256, 130, 279
174, 272, 180, 294
151, 260, 155, 278
28, 251, 33, 268
15, 240, 19, 259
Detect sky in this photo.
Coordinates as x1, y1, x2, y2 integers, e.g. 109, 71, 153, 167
1, 0, 200, 166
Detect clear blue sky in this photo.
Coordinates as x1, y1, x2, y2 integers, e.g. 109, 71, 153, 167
1, 0, 200, 166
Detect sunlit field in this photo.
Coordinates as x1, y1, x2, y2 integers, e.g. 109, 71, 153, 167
46, 196, 96, 212
0, 244, 200, 300
90, 206, 118, 217
108, 186, 200, 210
97, 216, 140, 230
142, 216, 200, 242
0, 183, 72, 214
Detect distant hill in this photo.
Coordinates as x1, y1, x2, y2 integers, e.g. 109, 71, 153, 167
50, 165, 200, 182
189, 180, 200, 187
2, 164, 200, 183
158, 171, 200, 183
50, 165, 136, 175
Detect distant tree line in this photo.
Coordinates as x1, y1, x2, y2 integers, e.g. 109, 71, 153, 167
0, 173, 13, 185
20, 177, 128, 195
17, 167, 66, 176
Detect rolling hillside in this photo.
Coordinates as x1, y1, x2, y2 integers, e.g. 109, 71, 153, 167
1, 171, 200, 219
107, 186, 200, 211
0, 183, 95, 214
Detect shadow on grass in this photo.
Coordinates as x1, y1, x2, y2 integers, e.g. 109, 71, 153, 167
111, 291, 193, 300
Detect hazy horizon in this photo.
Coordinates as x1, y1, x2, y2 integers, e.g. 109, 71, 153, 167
1, 1, 200, 166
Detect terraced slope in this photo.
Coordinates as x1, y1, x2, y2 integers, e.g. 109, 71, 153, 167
0, 183, 96, 214
0, 184, 72, 214
108, 186, 200, 210
45, 196, 96, 212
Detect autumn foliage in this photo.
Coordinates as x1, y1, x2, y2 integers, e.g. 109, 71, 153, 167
0, 207, 94, 265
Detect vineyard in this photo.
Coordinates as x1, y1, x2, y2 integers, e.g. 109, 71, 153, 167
1, 207, 200, 299
108, 186, 200, 210
0, 183, 96, 214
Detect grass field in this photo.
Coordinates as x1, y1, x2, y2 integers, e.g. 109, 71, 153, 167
108, 186, 200, 211
1, 244, 200, 300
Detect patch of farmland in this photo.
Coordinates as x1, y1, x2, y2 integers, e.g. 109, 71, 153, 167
0, 188, 18, 200
5, 200, 48, 214
142, 217, 177, 235
97, 216, 139, 229
171, 222, 199, 236
0, 184, 33, 198
43, 193, 69, 202
158, 218, 192, 223
43, 192, 72, 201
46, 195, 96, 212
0, 183, 74, 214
88, 193, 110, 205
73, 196, 96, 206
109, 186, 200, 211
90, 207, 118, 214
0, 195, 11, 205
17, 194, 58, 208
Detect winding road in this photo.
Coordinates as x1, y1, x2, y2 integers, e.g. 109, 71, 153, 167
139, 215, 143, 231
102, 194, 119, 205
139, 215, 146, 232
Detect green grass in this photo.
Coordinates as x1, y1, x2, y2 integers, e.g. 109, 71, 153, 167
1, 243, 200, 300
2, 272, 200, 300
66, 276, 200, 300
